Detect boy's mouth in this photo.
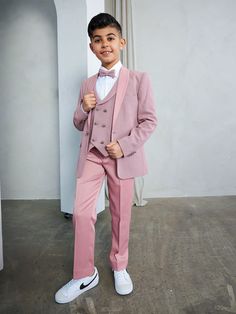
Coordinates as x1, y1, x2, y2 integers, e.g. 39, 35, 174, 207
101, 51, 112, 56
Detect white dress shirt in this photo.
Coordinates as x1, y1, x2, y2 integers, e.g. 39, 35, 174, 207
96, 61, 122, 100
81, 61, 122, 114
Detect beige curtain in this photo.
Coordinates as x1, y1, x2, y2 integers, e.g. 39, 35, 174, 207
105, 0, 147, 207
105, 0, 135, 70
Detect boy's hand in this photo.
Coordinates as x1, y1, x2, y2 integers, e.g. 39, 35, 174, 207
106, 141, 124, 159
82, 91, 96, 112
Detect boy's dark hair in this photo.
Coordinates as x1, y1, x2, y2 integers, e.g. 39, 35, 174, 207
88, 13, 122, 38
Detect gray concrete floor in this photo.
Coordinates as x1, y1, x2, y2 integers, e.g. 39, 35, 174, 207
0, 196, 236, 314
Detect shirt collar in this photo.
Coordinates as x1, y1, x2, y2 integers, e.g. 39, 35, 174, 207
100, 61, 122, 78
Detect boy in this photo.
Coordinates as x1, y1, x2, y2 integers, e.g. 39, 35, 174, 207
55, 13, 157, 303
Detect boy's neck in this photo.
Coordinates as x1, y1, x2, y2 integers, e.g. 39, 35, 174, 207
101, 60, 121, 70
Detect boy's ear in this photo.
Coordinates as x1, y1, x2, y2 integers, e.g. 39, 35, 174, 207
89, 42, 95, 53
120, 38, 126, 49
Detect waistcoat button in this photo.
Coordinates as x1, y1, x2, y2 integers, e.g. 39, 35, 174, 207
103, 109, 107, 113
100, 141, 104, 144
102, 124, 106, 128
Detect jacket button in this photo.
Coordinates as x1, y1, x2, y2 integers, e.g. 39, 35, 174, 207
92, 138, 95, 142
103, 109, 107, 113
100, 141, 104, 144
102, 124, 106, 128
85, 132, 89, 136
94, 122, 98, 125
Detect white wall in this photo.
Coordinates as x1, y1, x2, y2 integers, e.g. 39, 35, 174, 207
86, 0, 106, 214
54, 0, 87, 213
0, 0, 106, 206
87, 0, 105, 76
55, 0, 105, 214
132, 0, 236, 197
0, 0, 59, 199
1, 0, 235, 199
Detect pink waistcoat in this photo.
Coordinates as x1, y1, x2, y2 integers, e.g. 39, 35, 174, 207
88, 81, 118, 156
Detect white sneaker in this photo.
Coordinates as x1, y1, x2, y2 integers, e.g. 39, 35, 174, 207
55, 267, 99, 304
113, 269, 133, 295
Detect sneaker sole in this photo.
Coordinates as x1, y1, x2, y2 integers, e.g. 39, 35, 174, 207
55, 274, 99, 304
115, 284, 133, 296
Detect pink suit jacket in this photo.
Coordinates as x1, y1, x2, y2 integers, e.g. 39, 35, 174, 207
73, 66, 157, 179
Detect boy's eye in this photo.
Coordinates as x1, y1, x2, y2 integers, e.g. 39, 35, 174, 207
94, 39, 100, 43
107, 37, 115, 41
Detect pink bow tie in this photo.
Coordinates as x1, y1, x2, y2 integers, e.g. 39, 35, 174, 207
98, 68, 115, 78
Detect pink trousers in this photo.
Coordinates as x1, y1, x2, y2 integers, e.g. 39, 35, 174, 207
72, 148, 134, 279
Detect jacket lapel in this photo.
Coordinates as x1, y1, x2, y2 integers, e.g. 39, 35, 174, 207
112, 66, 130, 130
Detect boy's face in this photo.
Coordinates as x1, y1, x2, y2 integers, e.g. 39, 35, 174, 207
89, 26, 126, 69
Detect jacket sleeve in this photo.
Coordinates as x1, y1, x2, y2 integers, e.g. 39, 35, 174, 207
73, 81, 88, 131
117, 72, 157, 157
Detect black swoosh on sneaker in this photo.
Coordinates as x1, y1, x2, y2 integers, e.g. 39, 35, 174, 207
80, 273, 98, 290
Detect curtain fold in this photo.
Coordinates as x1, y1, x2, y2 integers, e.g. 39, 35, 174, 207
105, 0, 147, 207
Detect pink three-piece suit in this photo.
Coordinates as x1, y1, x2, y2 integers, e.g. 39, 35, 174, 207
72, 66, 157, 279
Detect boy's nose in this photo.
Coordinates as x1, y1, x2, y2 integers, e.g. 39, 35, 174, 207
101, 41, 108, 47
